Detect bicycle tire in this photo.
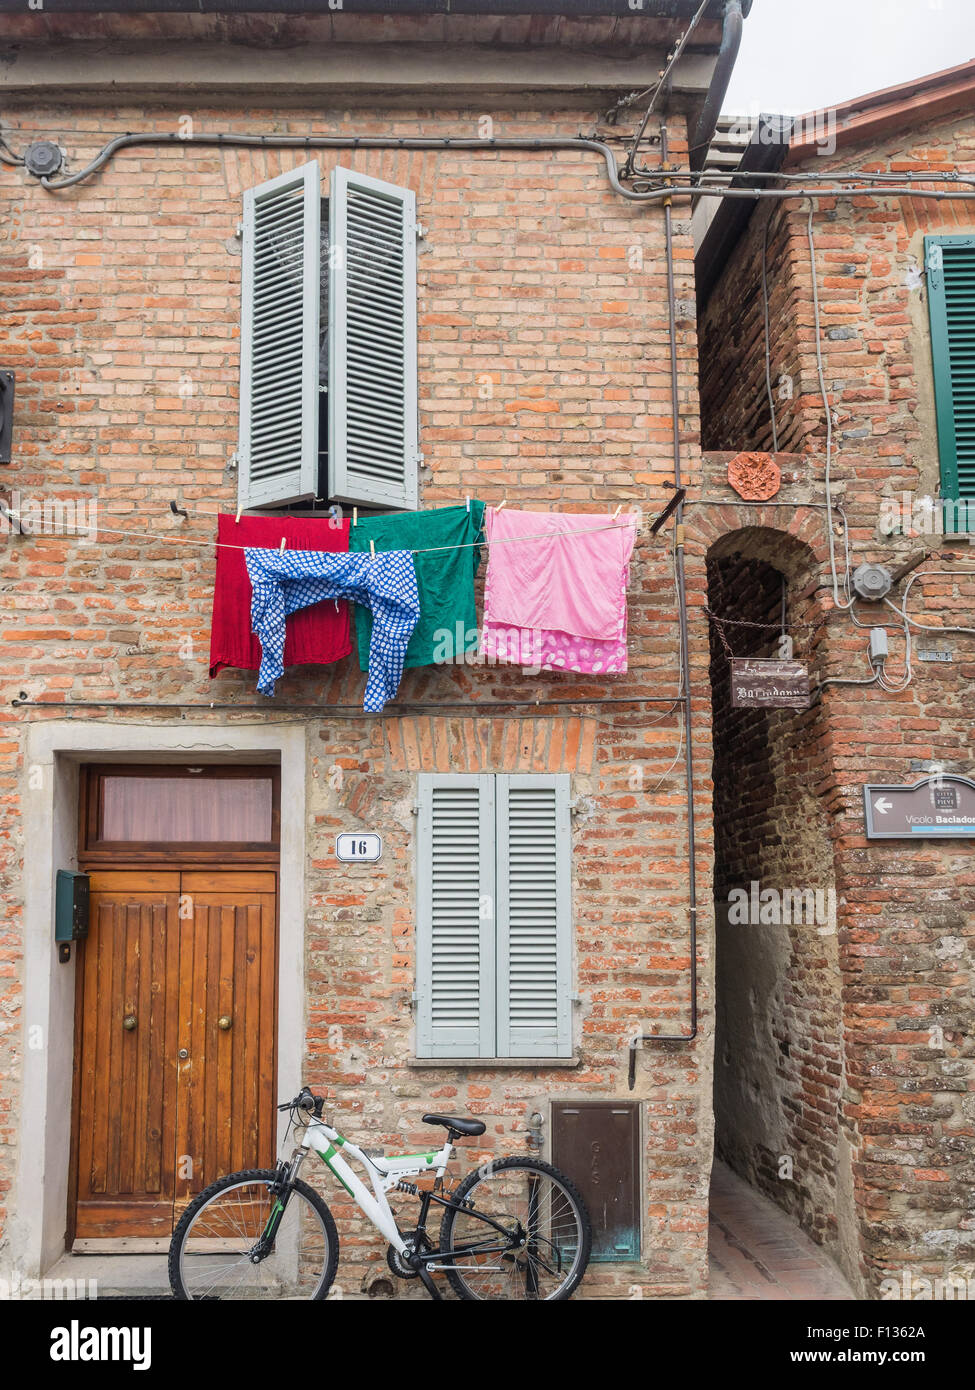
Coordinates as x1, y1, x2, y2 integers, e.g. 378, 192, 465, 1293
169, 1168, 339, 1301
439, 1156, 592, 1301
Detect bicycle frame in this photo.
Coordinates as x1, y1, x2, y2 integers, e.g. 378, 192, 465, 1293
297, 1119, 453, 1258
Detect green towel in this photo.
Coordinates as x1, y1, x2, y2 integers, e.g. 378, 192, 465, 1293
349, 501, 486, 670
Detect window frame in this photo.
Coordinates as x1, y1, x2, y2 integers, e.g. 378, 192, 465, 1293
414, 771, 573, 1061
79, 764, 281, 865
237, 162, 419, 514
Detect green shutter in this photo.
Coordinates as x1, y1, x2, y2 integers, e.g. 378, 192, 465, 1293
495, 775, 572, 1058
238, 160, 321, 510
926, 234, 975, 532
415, 775, 496, 1058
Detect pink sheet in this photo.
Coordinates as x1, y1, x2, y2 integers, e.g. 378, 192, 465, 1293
480, 508, 637, 673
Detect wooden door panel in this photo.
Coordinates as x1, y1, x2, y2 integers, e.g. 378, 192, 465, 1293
174, 883, 277, 1218
73, 869, 277, 1240
74, 883, 180, 1239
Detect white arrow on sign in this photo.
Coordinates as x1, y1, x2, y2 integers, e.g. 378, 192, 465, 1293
873, 797, 893, 814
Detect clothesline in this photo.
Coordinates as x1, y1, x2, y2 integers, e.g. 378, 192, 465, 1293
1, 508, 645, 558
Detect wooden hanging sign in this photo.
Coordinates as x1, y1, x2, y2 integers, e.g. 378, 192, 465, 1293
730, 657, 810, 709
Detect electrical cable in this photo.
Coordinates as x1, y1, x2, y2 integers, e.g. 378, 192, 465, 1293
761, 212, 779, 452
897, 568, 975, 638
0, 506, 642, 559
806, 202, 854, 612
620, 0, 712, 175
15, 126, 975, 205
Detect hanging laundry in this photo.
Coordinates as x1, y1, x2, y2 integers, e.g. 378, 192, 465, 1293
209, 513, 352, 678
245, 548, 419, 712
348, 502, 486, 670
480, 507, 638, 673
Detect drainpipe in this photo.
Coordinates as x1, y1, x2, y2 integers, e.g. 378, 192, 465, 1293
628, 122, 698, 1089
689, 0, 746, 174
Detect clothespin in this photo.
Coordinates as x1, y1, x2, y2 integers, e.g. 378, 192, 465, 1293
279, 537, 286, 553
466, 496, 471, 512
353, 507, 358, 528
369, 538, 376, 558
613, 504, 622, 520
235, 505, 243, 524
496, 499, 506, 513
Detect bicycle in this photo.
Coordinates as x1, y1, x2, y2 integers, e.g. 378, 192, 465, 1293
168, 1087, 592, 1301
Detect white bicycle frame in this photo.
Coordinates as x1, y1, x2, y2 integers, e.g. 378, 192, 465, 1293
298, 1120, 453, 1257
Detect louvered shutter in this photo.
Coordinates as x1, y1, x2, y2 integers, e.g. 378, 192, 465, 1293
328, 166, 419, 510
238, 161, 321, 510
926, 234, 975, 532
416, 775, 496, 1058
496, 775, 572, 1058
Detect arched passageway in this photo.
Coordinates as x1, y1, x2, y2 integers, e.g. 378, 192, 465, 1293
704, 527, 859, 1296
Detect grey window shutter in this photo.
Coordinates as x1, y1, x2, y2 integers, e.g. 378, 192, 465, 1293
496, 775, 572, 1058
328, 166, 419, 510
416, 775, 496, 1058
238, 160, 321, 510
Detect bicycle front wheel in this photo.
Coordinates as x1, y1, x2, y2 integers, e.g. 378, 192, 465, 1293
169, 1169, 339, 1301
439, 1157, 591, 1300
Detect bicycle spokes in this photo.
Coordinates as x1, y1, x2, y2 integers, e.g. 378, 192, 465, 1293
177, 1180, 333, 1301
444, 1167, 584, 1300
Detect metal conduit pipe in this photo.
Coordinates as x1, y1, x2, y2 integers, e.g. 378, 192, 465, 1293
629, 122, 698, 1088
31, 131, 975, 203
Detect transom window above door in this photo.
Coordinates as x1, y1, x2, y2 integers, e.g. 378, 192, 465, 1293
80, 765, 280, 863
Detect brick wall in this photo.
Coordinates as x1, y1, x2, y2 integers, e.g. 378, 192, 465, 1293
697, 102, 975, 1295
0, 99, 714, 1297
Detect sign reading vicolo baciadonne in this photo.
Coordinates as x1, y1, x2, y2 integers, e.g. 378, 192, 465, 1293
863, 775, 975, 839
730, 658, 811, 710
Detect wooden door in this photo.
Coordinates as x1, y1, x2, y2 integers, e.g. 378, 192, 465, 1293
173, 872, 277, 1221
72, 869, 277, 1241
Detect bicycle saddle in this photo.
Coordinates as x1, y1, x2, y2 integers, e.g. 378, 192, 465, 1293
422, 1113, 486, 1138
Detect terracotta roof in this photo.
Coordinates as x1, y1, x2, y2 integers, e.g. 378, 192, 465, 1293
788, 58, 975, 162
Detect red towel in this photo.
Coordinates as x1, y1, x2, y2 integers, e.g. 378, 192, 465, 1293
209, 513, 352, 677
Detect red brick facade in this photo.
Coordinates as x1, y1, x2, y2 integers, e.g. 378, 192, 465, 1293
0, 90, 715, 1297
697, 104, 975, 1295
2, 21, 972, 1302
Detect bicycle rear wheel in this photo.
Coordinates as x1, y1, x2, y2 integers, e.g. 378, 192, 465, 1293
439, 1157, 591, 1300
169, 1169, 339, 1301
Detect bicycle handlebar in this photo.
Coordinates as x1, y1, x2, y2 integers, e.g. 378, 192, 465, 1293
278, 1087, 325, 1118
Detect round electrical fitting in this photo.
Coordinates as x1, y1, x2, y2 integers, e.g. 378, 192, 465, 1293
852, 562, 893, 602
24, 141, 64, 178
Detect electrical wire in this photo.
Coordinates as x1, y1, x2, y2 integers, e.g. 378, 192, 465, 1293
0, 506, 643, 559
761, 211, 779, 453
15, 126, 975, 204
806, 202, 854, 612
620, 0, 712, 174
898, 568, 975, 638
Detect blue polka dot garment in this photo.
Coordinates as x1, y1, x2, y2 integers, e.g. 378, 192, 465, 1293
245, 547, 420, 712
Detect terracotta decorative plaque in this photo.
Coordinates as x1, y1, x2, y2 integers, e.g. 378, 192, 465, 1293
727, 451, 781, 501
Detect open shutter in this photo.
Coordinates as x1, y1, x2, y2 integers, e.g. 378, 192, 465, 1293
238, 160, 320, 510
416, 775, 496, 1058
496, 775, 572, 1058
329, 166, 418, 510
926, 234, 975, 532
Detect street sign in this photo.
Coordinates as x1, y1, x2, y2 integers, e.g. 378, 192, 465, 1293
730, 658, 810, 710
863, 776, 975, 839
335, 833, 382, 862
